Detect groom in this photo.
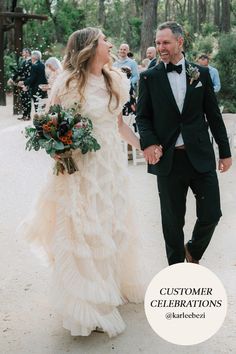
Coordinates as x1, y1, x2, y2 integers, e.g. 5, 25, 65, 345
136, 21, 232, 265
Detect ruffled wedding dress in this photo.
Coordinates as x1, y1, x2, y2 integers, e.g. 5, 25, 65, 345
19, 70, 154, 337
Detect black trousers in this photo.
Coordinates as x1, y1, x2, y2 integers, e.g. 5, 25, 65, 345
20, 89, 31, 118
157, 150, 222, 265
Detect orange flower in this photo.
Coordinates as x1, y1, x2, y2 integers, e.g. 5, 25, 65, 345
59, 136, 68, 143
67, 130, 72, 137
43, 124, 51, 132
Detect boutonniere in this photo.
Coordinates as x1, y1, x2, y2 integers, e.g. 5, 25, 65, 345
186, 64, 200, 85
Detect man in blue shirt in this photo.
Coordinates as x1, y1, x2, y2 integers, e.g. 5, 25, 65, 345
113, 43, 139, 90
197, 54, 221, 93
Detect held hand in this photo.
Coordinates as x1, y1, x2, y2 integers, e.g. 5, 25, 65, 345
53, 154, 61, 161
218, 157, 232, 173
143, 145, 163, 165
18, 81, 24, 87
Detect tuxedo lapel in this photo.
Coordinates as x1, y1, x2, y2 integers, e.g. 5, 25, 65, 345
182, 61, 199, 115
155, 62, 180, 115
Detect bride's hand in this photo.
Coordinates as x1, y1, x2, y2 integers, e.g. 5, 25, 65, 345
53, 154, 61, 161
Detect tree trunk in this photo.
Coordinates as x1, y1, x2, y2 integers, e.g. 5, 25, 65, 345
135, 0, 142, 17
199, 0, 207, 28
0, 0, 7, 105
140, 0, 158, 59
176, 0, 187, 18
214, 0, 221, 28
187, 0, 193, 23
193, 0, 198, 31
221, 0, 231, 32
165, 0, 170, 21
98, 0, 105, 27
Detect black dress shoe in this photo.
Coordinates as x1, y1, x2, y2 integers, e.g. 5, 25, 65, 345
17, 116, 25, 120
24, 116, 31, 120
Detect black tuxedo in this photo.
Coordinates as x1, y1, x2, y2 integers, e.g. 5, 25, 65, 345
24, 60, 47, 95
148, 58, 157, 69
136, 60, 231, 265
24, 60, 47, 111
12, 58, 32, 118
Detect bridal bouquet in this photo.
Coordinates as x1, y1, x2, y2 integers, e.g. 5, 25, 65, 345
25, 104, 100, 175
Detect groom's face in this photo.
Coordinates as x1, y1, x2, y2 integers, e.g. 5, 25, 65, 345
155, 28, 183, 64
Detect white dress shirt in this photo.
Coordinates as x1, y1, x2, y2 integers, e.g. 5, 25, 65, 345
165, 57, 186, 147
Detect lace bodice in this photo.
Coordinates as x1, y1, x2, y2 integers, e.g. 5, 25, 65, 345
49, 70, 130, 126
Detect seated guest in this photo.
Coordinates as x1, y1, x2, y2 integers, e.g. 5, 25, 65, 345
113, 43, 139, 91
197, 54, 221, 93
146, 46, 157, 68
44, 57, 63, 89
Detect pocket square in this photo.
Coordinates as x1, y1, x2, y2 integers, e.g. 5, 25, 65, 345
195, 81, 203, 88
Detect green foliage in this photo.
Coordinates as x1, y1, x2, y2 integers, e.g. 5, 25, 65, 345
22, 0, 86, 54
3, 0, 236, 110
200, 23, 219, 37
126, 17, 142, 52
187, 33, 217, 62
52, 0, 86, 43
4, 53, 17, 92
215, 33, 236, 112
194, 35, 214, 56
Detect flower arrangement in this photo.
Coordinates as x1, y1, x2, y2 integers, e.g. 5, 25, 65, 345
186, 64, 200, 85
25, 104, 100, 175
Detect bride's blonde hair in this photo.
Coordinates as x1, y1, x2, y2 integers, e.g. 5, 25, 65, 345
63, 27, 120, 111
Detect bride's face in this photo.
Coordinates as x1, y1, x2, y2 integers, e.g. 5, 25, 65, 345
94, 33, 113, 65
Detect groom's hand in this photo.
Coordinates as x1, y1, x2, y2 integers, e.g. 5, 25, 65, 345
218, 157, 232, 173
143, 145, 163, 165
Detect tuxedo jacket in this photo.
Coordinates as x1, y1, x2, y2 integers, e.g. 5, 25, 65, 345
148, 58, 157, 69
12, 59, 32, 82
136, 60, 231, 176
24, 60, 47, 95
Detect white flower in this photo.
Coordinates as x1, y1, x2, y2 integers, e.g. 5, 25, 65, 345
186, 64, 200, 85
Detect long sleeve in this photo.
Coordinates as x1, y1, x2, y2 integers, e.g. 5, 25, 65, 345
209, 66, 221, 93
203, 70, 231, 158
136, 73, 160, 150
129, 60, 139, 87
24, 64, 37, 87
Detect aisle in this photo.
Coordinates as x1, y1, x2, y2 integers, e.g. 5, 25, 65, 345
0, 103, 235, 354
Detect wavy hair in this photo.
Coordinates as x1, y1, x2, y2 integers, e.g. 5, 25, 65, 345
63, 27, 120, 111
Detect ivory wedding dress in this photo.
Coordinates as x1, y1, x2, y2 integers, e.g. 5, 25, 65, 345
20, 70, 153, 337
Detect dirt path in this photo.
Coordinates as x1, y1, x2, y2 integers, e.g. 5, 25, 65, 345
0, 98, 235, 354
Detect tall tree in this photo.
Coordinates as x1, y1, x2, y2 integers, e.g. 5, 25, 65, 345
187, 0, 193, 24
175, 0, 187, 18
193, 0, 198, 31
135, 0, 142, 17
199, 0, 207, 26
140, 0, 158, 59
214, 0, 221, 28
221, 0, 231, 32
165, 0, 170, 20
98, 0, 105, 27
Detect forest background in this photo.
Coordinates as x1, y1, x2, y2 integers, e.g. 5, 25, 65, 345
1, 0, 236, 112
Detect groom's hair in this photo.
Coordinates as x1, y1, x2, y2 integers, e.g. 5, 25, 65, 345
157, 21, 183, 39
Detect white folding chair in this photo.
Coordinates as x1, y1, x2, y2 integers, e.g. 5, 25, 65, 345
122, 114, 146, 165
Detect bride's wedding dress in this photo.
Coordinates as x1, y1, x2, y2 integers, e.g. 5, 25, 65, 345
19, 71, 157, 337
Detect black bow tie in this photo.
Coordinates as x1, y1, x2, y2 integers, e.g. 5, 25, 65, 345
166, 62, 182, 74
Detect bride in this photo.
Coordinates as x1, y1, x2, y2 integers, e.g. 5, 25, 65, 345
19, 27, 158, 338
